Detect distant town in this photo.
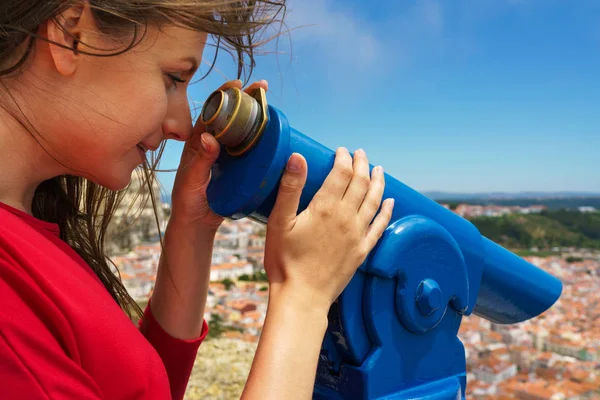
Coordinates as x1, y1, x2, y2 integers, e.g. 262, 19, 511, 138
109, 193, 600, 399
442, 203, 549, 218
112, 217, 271, 353
439, 203, 597, 218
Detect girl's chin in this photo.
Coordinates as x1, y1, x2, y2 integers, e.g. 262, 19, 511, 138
67, 161, 140, 192
94, 169, 138, 192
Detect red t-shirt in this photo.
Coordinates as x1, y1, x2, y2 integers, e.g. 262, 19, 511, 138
0, 201, 208, 400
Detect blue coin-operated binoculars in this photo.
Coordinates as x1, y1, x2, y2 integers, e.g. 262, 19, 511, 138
202, 87, 562, 399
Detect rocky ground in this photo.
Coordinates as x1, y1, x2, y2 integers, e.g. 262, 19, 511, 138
184, 338, 258, 400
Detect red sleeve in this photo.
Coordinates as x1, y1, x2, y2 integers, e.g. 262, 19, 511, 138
0, 262, 104, 400
138, 297, 208, 400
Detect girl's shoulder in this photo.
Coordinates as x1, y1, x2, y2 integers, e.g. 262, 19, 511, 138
0, 202, 105, 299
0, 204, 171, 400
0, 202, 67, 272
0, 201, 61, 238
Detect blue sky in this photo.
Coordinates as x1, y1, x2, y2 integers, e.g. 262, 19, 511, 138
156, 0, 600, 195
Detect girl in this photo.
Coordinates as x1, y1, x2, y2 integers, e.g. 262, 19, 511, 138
0, 1, 394, 399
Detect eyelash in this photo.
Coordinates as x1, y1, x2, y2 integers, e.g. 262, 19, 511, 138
167, 73, 187, 88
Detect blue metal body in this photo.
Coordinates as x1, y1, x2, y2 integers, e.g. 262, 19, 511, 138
206, 105, 563, 399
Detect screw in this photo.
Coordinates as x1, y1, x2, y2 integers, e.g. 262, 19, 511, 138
416, 279, 442, 316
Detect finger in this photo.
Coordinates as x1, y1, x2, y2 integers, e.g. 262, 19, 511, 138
244, 79, 269, 94
365, 198, 395, 249
219, 79, 243, 90
357, 165, 386, 225
186, 128, 205, 152
185, 133, 221, 185
179, 128, 205, 169
342, 149, 371, 210
270, 153, 308, 229
314, 147, 354, 203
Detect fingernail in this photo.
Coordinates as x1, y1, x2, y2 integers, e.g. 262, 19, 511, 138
200, 133, 211, 152
388, 198, 395, 208
287, 154, 302, 172
355, 149, 364, 157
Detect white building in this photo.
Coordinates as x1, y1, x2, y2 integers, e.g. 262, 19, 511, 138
474, 361, 517, 385
210, 261, 254, 281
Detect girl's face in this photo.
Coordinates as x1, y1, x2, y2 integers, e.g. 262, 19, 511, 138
21, 11, 207, 190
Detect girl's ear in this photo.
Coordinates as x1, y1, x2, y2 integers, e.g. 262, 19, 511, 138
47, 1, 95, 77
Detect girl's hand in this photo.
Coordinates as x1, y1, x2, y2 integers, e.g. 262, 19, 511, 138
263, 148, 395, 312
170, 79, 269, 229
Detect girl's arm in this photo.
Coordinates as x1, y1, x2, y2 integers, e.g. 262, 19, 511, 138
138, 222, 216, 400
241, 287, 329, 400
148, 79, 267, 341
149, 221, 217, 340
241, 148, 394, 399
141, 79, 268, 400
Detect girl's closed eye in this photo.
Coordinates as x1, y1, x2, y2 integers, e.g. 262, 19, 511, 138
166, 72, 186, 88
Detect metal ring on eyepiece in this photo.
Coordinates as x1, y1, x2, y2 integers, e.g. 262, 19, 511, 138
200, 86, 268, 156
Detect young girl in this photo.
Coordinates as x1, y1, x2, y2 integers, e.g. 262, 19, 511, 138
0, 1, 394, 399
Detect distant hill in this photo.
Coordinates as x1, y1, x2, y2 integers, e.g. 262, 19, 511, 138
424, 191, 600, 200
468, 210, 600, 250
439, 197, 600, 211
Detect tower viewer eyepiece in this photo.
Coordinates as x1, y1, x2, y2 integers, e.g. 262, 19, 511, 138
200, 87, 268, 156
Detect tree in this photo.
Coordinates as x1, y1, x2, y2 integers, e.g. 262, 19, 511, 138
221, 278, 235, 290
208, 313, 225, 339
566, 256, 583, 263
255, 271, 268, 282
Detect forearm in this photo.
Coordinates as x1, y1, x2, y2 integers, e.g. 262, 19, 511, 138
150, 219, 217, 340
241, 288, 329, 400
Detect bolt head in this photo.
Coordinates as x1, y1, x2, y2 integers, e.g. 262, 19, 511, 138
416, 279, 442, 316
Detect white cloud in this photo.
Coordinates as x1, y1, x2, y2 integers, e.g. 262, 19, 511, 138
271, 0, 451, 82
259, 0, 550, 83
282, 0, 383, 71
255, 0, 551, 95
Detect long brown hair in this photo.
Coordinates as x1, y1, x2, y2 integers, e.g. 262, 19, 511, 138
0, 0, 287, 320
